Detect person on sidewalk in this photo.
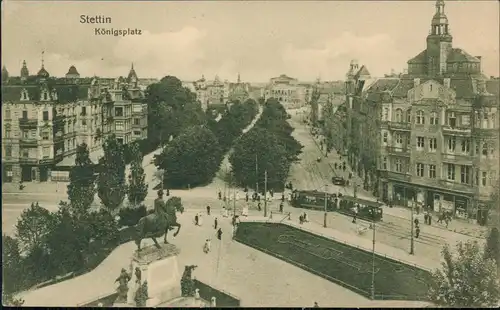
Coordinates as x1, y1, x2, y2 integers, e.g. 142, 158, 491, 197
281, 194, 285, 202
352, 208, 358, 223
428, 213, 432, 225
214, 217, 218, 230
206, 205, 211, 216
424, 211, 429, 225
218, 190, 222, 200
334, 163, 338, 169
198, 214, 204, 226
415, 224, 421, 239
217, 228, 223, 240
245, 192, 249, 202
203, 239, 212, 253
194, 213, 199, 226
279, 202, 284, 213
257, 202, 262, 211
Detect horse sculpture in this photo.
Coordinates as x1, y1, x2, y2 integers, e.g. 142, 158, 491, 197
134, 196, 183, 251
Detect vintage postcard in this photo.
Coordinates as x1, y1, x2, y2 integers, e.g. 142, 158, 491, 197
1, 0, 499, 307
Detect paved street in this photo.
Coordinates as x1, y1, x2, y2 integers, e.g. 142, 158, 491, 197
18, 209, 431, 308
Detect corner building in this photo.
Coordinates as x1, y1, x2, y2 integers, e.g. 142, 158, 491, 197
334, 0, 499, 224
1, 62, 148, 183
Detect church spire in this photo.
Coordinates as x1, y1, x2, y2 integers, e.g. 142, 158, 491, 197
430, 0, 450, 36
237, 72, 241, 84
41, 50, 45, 68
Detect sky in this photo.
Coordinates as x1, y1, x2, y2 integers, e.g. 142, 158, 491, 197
1, 0, 499, 82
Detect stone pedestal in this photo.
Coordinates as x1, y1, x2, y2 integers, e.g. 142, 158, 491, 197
127, 243, 182, 307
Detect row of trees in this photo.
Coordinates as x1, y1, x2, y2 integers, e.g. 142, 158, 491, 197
2, 135, 149, 300
154, 99, 259, 189
230, 98, 303, 191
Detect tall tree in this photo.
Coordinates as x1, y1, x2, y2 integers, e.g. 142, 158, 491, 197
484, 228, 500, 269
128, 142, 148, 205
67, 143, 96, 216
155, 126, 222, 188
2, 235, 23, 294
15, 202, 55, 253
428, 240, 500, 307
97, 135, 127, 212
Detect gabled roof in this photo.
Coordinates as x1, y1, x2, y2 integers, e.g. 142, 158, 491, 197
355, 65, 371, 78
1, 84, 89, 103
365, 78, 399, 93
446, 48, 480, 63
407, 50, 427, 64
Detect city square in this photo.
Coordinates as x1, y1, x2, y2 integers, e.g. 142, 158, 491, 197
2, 0, 499, 308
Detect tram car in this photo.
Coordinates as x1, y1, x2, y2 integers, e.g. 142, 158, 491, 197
290, 190, 384, 221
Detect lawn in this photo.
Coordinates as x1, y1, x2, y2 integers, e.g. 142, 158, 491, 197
234, 222, 432, 301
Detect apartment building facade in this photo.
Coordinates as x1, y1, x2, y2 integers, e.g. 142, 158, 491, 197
1, 62, 148, 183
327, 0, 499, 224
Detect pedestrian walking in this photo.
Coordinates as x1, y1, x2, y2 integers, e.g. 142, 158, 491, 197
281, 193, 285, 202
299, 214, 304, 224
214, 217, 218, 230
415, 225, 421, 239
217, 228, 223, 240
245, 193, 249, 202
198, 214, 204, 226
166, 188, 170, 196
203, 239, 212, 253
194, 213, 199, 226
279, 202, 284, 213
218, 191, 222, 200
428, 213, 432, 225
257, 202, 262, 211
270, 189, 274, 197
414, 218, 419, 227
334, 163, 338, 169
206, 205, 211, 215
424, 212, 429, 225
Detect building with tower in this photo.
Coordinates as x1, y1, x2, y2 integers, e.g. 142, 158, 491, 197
1, 59, 148, 183
325, 0, 499, 225
261, 74, 312, 108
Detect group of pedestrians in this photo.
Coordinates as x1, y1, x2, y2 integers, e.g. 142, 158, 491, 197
192, 205, 224, 255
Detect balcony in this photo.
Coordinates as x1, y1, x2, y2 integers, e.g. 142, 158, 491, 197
442, 152, 474, 163
19, 157, 37, 164
388, 122, 411, 131
19, 138, 38, 147
438, 179, 475, 194
442, 125, 471, 137
18, 118, 38, 128
386, 146, 411, 157
39, 157, 54, 165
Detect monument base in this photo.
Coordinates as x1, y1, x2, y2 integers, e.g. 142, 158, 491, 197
126, 243, 182, 307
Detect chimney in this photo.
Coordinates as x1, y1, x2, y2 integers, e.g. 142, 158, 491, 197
413, 78, 420, 88
444, 78, 451, 89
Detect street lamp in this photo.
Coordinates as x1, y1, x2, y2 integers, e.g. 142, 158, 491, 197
410, 195, 415, 255
371, 210, 376, 300
323, 184, 328, 228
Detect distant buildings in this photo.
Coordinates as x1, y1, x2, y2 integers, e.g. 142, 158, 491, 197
189, 74, 251, 111
261, 74, 312, 108
1, 61, 148, 183
324, 0, 499, 225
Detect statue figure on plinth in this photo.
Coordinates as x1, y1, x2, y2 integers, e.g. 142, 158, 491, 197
134, 280, 149, 307
115, 268, 131, 303
134, 191, 183, 251
180, 265, 198, 297
135, 267, 142, 284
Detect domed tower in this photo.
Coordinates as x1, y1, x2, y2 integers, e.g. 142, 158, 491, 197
20, 60, 29, 81
37, 51, 50, 80
2, 65, 9, 82
426, 0, 453, 76
65, 65, 80, 79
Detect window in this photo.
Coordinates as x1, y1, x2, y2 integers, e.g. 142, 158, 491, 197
115, 121, 125, 131
5, 128, 11, 138
42, 146, 50, 158
134, 118, 140, 126
117, 138, 124, 144
430, 112, 439, 125
416, 137, 425, 149
82, 119, 87, 126
22, 130, 29, 139
429, 138, 437, 151
5, 145, 12, 157
447, 136, 456, 152
429, 164, 436, 178
482, 171, 487, 186
134, 130, 141, 136
461, 139, 470, 153
5, 109, 11, 119
482, 143, 488, 156
383, 108, 389, 121
22, 110, 28, 119
416, 163, 424, 177
115, 107, 124, 117
406, 136, 411, 148
448, 112, 456, 127
395, 133, 403, 145
43, 111, 49, 121
81, 107, 87, 116
42, 132, 49, 140
382, 132, 388, 143
395, 159, 402, 172
490, 171, 497, 184
395, 109, 402, 122
22, 149, 29, 158
461, 115, 470, 126
447, 163, 455, 181
416, 110, 425, 124
460, 165, 470, 184
406, 110, 411, 123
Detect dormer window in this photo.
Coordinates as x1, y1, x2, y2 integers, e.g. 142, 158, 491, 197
41, 90, 49, 101
21, 89, 29, 101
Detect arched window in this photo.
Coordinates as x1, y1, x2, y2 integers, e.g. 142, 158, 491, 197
395, 108, 403, 122
416, 110, 425, 124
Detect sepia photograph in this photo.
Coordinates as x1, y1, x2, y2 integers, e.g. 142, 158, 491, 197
1, 0, 499, 307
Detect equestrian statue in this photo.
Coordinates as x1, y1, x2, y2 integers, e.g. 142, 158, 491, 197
134, 190, 183, 251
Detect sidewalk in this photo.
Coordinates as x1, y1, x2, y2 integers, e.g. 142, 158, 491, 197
309, 132, 487, 240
